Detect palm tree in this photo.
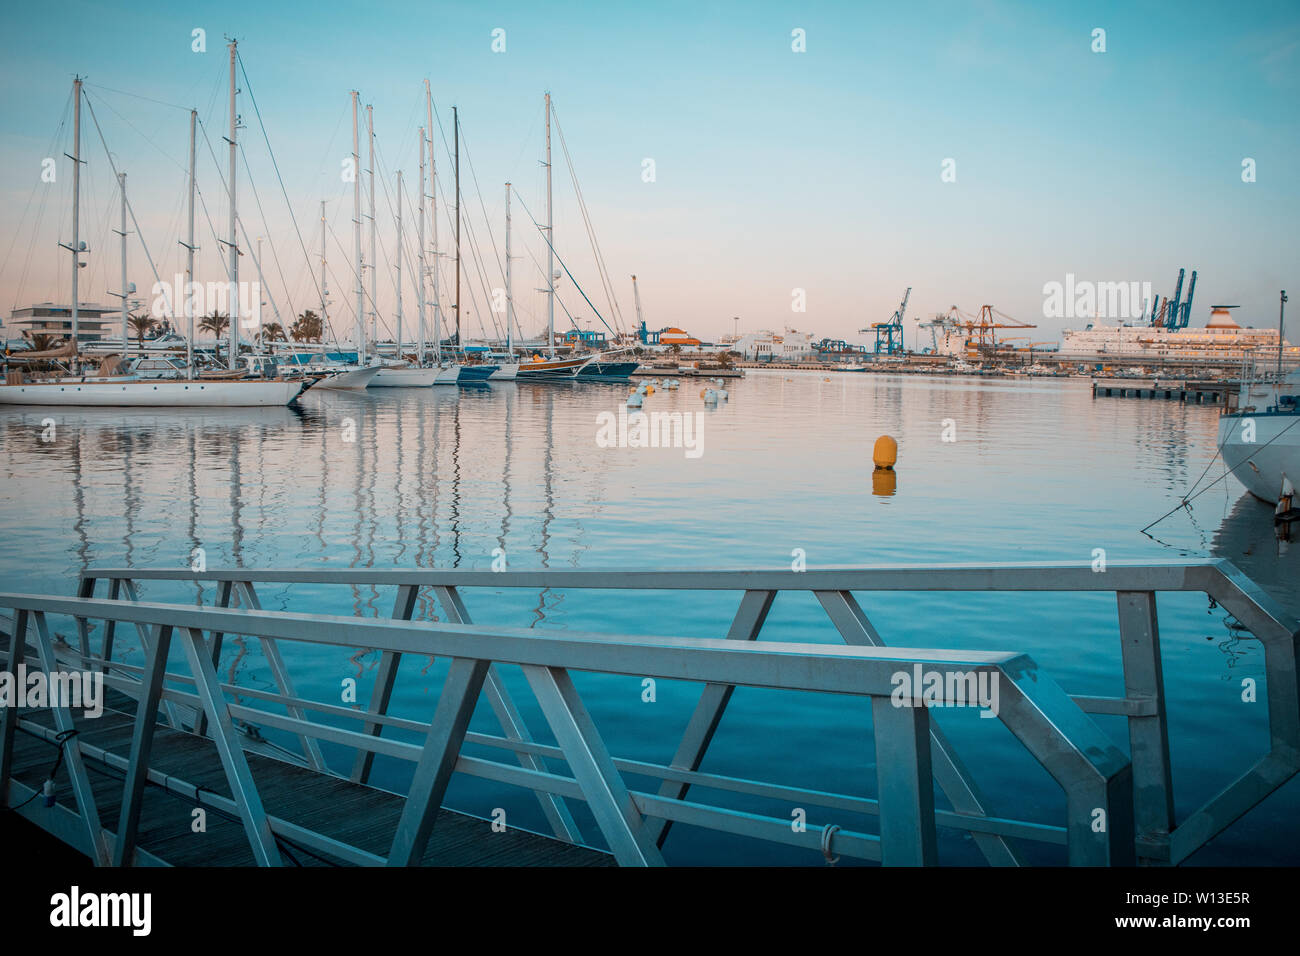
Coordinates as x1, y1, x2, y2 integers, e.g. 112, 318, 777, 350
290, 310, 323, 343
29, 333, 58, 351
262, 322, 287, 343
128, 314, 157, 350
199, 312, 230, 338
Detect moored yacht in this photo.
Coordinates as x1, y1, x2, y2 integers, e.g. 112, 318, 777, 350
1218, 367, 1300, 506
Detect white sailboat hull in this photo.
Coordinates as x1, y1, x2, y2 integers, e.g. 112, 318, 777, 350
369, 366, 440, 387
311, 366, 383, 390
0, 379, 304, 407
434, 366, 461, 385
1218, 412, 1300, 504
489, 363, 520, 381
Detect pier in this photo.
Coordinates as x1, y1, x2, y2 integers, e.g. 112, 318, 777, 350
1092, 377, 1234, 403
2, 559, 1296, 866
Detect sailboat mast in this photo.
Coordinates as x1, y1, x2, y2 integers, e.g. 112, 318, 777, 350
186, 109, 196, 377
427, 84, 440, 361
505, 182, 513, 354
70, 76, 82, 354
351, 90, 364, 364
416, 125, 426, 363
319, 200, 327, 334
118, 173, 128, 351
545, 92, 554, 357
453, 105, 460, 349
1280, 291, 1289, 381
395, 169, 403, 359
367, 103, 377, 355
226, 39, 238, 370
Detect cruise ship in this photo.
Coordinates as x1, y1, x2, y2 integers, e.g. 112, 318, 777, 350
1059, 306, 1295, 363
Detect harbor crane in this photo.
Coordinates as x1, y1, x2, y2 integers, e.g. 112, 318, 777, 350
862, 287, 910, 355
1148, 268, 1197, 330
960, 305, 1037, 348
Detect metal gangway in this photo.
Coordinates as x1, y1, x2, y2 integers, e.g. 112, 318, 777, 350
1, 559, 1295, 866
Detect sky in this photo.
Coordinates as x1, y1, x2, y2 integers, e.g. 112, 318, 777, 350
0, 0, 1297, 347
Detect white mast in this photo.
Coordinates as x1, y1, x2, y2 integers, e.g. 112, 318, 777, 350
395, 169, 403, 360
416, 125, 426, 364
226, 39, 238, 370
185, 109, 196, 377
116, 172, 128, 351
255, 236, 264, 349
426, 81, 441, 362
367, 103, 377, 356
351, 90, 364, 364
545, 91, 554, 357
453, 105, 460, 350
63, 76, 84, 360
319, 200, 328, 335
505, 182, 513, 354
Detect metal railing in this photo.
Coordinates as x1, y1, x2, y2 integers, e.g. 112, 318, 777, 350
1, 578, 1137, 867
4, 558, 1294, 866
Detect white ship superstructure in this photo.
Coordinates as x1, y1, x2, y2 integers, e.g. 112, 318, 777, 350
1060, 307, 1294, 362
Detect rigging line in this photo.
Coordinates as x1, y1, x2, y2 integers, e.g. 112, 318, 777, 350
238, 140, 295, 322
459, 129, 512, 343
82, 81, 191, 113
518, 235, 581, 332
369, 141, 409, 338
195, 120, 237, 288
82, 94, 174, 317
324, 218, 364, 327
455, 195, 505, 342
512, 185, 617, 339
84, 89, 188, 174
311, 100, 349, 194
550, 104, 624, 332
458, 127, 505, 283
236, 52, 324, 316
424, 106, 503, 344
1140, 415, 1300, 534
2, 89, 71, 309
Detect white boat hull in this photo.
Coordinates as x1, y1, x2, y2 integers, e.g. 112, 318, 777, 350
434, 366, 461, 385
489, 363, 520, 381
1218, 412, 1300, 504
369, 366, 440, 387
311, 366, 382, 390
0, 378, 304, 407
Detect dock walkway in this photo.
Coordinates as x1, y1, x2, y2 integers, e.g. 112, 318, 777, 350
1, 643, 608, 867
2, 560, 1297, 866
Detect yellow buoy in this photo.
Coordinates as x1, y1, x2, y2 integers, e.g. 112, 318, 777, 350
872, 435, 898, 469
872, 467, 897, 497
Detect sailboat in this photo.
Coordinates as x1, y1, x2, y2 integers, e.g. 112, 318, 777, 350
372, 111, 439, 387
510, 93, 599, 382
0, 61, 304, 408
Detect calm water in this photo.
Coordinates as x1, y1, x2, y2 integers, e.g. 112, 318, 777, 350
2, 369, 1296, 864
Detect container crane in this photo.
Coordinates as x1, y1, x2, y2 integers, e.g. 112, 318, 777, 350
1147, 268, 1197, 330
961, 305, 1036, 349
862, 287, 910, 355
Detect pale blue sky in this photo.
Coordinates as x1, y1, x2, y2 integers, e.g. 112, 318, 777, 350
1, 0, 1296, 345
